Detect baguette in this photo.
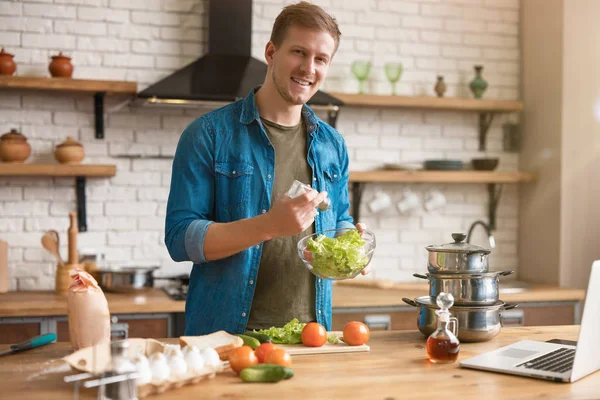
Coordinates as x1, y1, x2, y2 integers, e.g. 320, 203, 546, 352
179, 330, 243, 360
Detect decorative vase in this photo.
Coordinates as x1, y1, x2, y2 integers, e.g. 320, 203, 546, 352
434, 76, 447, 98
0, 48, 16, 76
49, 51, 74, 78
55, 136, 85, 164
0, 129, 31, 163
469, 65, 488, 99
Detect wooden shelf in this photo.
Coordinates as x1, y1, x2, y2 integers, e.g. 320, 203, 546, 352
0, 163, 116, 177
330, 92, 524, 112
349, 170, 535, 184
0, 76, 137, 95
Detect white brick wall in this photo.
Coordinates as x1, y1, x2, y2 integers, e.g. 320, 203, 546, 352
0, 0, 521, 290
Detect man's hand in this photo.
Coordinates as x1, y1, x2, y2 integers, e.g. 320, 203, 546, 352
265, 190, 328, 238
356, 222, 372, 276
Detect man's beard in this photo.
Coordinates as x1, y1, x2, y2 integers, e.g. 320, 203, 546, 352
272, 64, 306, 106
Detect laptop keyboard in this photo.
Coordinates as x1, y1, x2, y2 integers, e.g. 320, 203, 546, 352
516, 347, 575, 373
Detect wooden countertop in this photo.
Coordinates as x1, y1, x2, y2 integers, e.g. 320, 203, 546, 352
0, 283, 586, 318
2, 326, 597, 399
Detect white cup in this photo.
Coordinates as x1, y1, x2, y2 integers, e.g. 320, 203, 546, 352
396, 189, 421, 214
368, 191, 392, 214
424, 189, 447, 211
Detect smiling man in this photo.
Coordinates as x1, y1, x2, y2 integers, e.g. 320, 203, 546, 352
165, 1, 368, 336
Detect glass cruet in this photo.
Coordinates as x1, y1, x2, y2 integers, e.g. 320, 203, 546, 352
426, 292, 460, 364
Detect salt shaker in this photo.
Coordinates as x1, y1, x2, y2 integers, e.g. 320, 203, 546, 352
286, 180, 331, 211
102, 340, 138, 400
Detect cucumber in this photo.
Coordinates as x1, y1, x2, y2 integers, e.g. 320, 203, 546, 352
236, 334, 261, 349
244, 364, 294, 379
243, 331, 273, 343
240, 365, 293, 383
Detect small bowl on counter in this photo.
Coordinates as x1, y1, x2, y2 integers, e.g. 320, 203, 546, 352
471, 158, 499, 171
297, 227, 376, 280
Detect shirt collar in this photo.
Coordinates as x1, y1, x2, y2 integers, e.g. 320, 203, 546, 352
239, 87, 320, 134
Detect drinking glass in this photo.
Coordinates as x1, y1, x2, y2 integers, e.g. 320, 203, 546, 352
384, 62, 403, 95
351, 60, 372, 94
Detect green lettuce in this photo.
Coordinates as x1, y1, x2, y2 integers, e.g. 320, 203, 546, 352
306, 229, 367, 279
254, 318, 306, 344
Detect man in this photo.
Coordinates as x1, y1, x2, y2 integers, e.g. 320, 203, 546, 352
165, 1, 369, 336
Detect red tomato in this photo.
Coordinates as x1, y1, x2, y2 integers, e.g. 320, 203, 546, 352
301, 322, 327, 347
254, 342, 278, 364
228, 345, 258, 374
343, 321, 370, 346
266, 348, 292, 367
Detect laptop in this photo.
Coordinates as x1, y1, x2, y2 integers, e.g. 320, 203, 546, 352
460, 261, 600, 383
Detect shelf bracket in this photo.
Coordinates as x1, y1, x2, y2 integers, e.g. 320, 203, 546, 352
351, 182, 366, 223
478, 112, 495, 151
75, 176, 88, 232
94, 92, 106, 139
487, 183, 503, 231
328, 109, 339, 128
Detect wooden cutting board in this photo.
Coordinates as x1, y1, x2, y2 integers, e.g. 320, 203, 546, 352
277, 332, 370, 356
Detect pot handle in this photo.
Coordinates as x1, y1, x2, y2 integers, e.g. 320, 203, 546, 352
499, 270, 515, 277
502, 303, 519, 310
402, 297, 418, 307
412, 273, 429, 280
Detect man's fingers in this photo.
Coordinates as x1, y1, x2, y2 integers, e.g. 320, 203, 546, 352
288, 189, 318, 206
309, 191, 328, 209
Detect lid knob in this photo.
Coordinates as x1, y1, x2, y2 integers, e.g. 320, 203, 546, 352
451, 233, 466, 243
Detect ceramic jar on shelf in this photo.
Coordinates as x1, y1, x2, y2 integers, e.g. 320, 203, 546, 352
0, 129, 31, 163
49, 51, 74, 78
54, 136, 85, 164
0, 48, 16, 76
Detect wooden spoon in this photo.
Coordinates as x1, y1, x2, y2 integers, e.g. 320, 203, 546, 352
41, 230, 65, 267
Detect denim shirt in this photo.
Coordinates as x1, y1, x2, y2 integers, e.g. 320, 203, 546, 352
165, 88, 355, 336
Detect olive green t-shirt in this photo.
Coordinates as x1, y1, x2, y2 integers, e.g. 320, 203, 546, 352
246, 117, 316, 330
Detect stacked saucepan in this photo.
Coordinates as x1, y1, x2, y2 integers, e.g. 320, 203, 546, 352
402, 233, 518, 342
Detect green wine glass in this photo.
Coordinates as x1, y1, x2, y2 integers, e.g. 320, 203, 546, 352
351, 60, 372, 94
384, 62, 403, 95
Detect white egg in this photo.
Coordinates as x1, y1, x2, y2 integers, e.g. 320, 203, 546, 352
132, 353, 149, 369
135, 363, 152, 386
184, 350, 205, 373
163, 344, 182, 358
168, 354, 188, 378
149, 353, 171, 383
181, 344, 199, 357
199, 347, 221, 369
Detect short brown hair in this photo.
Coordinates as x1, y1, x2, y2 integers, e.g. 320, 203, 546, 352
270, 1, 342, 53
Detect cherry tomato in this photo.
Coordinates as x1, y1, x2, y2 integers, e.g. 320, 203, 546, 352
343, 321, 370, 346
301, 322, 327, 347
254, 342, 278, 364
266, 348, 292, 367
228, 345, 258, 374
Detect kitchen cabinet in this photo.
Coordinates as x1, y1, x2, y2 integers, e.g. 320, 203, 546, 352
0, 313, 172, 344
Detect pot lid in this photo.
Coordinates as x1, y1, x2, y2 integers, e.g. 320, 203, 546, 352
56, 136, 82, 148
425, 232, 491, 254
1, 128, 27, 141
51, 51, 71, 60
0, 48, 14, 57
414, 296, 507, 311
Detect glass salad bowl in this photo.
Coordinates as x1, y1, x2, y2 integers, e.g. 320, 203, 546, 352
297, 228, 376, 280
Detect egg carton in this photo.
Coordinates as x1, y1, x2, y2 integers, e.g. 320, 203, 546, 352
63, 338, 227, 398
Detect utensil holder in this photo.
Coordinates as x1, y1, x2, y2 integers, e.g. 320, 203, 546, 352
56, 263, 81, 296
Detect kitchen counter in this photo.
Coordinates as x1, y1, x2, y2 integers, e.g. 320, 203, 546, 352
3, 326, 597, 399
0, 284, 586, 318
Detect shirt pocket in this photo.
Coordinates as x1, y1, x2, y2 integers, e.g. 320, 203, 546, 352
214, 161, 254, 221
322, 166, 341, 218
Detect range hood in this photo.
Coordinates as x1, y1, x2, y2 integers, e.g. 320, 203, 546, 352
137, 0, 342, 114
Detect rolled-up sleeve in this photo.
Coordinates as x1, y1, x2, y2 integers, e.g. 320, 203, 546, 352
336, 138, 355, 230
165, 117, 215, 264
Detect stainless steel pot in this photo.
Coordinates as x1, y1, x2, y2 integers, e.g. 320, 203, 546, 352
98, 266, 159, 293
402, 296, 518, 342
426, 233, 491, 274
413, 270, 514, 306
